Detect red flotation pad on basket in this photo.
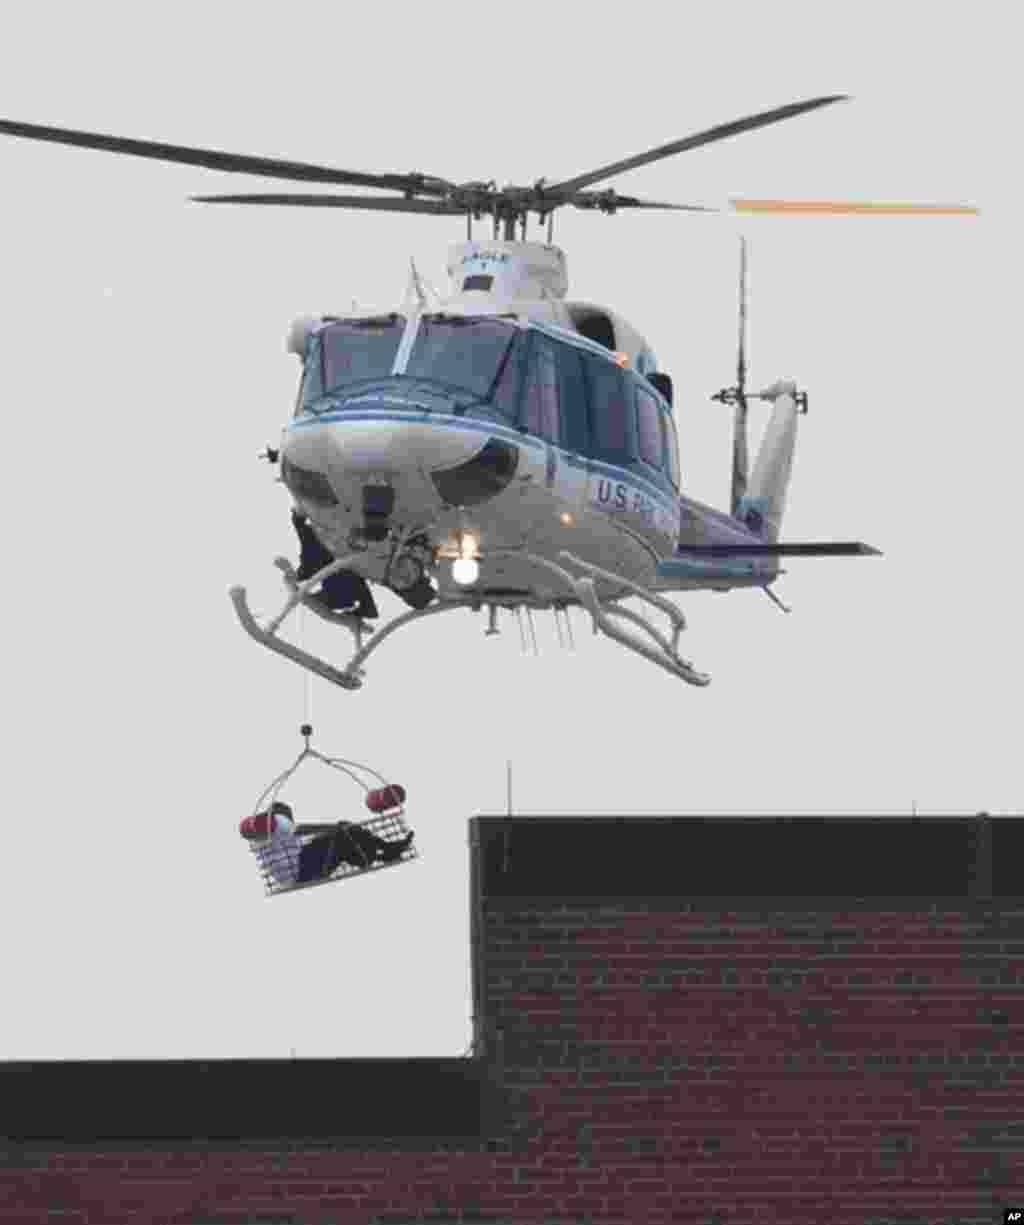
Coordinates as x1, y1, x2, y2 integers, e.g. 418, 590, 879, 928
365, 784, 406, 813
239, 811, 281, 840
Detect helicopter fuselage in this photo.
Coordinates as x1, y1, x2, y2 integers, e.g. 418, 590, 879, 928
279, 297, 778, 609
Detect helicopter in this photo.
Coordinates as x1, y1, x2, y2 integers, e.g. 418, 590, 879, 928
0, 99, 977, 690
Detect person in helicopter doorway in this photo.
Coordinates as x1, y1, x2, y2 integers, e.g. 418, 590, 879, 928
291, 508, 379, 620
241, 800, 414, 891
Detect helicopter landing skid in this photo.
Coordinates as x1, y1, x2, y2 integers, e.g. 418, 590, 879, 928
536, 551, 710, 688
229, 556, 375, 690
229, 550, 710, 691
229, 557, 539, 691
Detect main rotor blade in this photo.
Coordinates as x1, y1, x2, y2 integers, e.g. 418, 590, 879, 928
0, 117, 452, 194
547, 95, 848, 196
570, 192, 715, 212
191, 193, 464, 214
677, 542, 881, 556
731, 198, 980, 215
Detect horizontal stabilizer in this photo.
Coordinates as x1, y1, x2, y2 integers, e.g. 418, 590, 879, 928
675, 542, 881, 557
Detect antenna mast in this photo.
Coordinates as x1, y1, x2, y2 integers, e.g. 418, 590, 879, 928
732, 236, 750, 514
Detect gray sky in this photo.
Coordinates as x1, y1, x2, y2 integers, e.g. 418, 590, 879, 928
0, 3, 1013, 1059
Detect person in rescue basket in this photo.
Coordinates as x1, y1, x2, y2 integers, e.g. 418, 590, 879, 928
239, 798, 413, 889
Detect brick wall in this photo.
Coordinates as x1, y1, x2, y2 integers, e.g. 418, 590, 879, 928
478, 897, 1023, 1223
2, 816, 1022, 1225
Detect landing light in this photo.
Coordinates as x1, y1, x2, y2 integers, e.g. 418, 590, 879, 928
452, 557, 479, 585
559, 511, 574, 527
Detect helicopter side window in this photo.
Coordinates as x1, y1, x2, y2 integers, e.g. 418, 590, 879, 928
580, 353, 632, 464
635, 385, 665, 471
520, 335, 561, 445
321, 315, 405, 396
663, 407, 681, 490
488, 331, 526, 425
636, 345, 658, 377
554, 343, 589, 455
298, 334, 324, 411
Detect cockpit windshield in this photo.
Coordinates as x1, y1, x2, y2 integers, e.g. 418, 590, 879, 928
317, 315, 404, 403
302, 313, 520, 416
404, 316, 518, 404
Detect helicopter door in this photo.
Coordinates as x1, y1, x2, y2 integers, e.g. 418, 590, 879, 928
521, 334, 560, 446
511, 335, 579, 551
577, 352, 642, 574
550, 343, 590, 536
580, 352, 634, 467
554, 344, 590, 458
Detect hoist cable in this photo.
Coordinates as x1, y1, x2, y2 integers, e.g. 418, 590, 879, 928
299, 604, 313, 728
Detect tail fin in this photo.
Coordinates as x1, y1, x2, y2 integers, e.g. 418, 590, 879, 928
735, 380, 801, 541
711, 237, 751, 517
712, 241, 806, 541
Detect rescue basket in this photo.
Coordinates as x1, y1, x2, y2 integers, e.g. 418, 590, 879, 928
240, 724, 417, 897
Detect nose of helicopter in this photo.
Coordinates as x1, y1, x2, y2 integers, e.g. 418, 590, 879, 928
282, 397, 500, 519
332, 415, 480, 475
329, 413, 488, 482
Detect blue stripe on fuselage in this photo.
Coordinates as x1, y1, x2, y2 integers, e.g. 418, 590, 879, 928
288, 406, 681, 515
288, 404, 770, 582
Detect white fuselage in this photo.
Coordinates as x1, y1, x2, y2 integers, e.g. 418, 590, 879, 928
278, 239, 785, 607
283, 403, 675, 602
280, 385, 778, 605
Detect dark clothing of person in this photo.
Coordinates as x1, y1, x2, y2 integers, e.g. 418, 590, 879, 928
395, 575, 437, 610
297, 821, 409, 882
290, 510, 379, 619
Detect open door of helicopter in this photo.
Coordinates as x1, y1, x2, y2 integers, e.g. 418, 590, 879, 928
238, 725, 417, 897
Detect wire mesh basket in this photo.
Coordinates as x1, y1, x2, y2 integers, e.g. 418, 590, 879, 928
241, 725, 418, 897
